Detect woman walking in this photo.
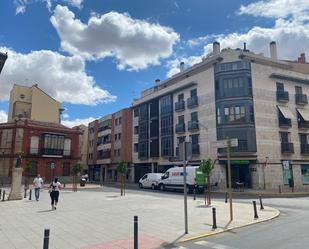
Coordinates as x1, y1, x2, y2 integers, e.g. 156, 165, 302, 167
49, 177, 61, 210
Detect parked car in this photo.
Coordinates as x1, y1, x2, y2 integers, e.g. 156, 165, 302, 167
139, 173, 163, 190
158, 166, 205, 193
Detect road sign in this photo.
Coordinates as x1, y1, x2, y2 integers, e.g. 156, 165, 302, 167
212, 138, 238, 148
179, 142, 192, 161
50, 162, 55, 169
282, 160, 289, 170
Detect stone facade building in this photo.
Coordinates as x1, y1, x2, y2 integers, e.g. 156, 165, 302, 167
132, 41, 309, 190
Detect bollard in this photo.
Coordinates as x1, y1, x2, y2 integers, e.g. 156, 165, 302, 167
212, 208, 217, 229
259, 195, 264, 210
278, 185, 282, 193
134, 216, 138, 249
24, 188, 27, 198
43, 229, 50, 249
193, 188, 196, 201
29, 189, 32, 200
2, 190, 5, 201
64, 183, 66, 188
225, 192, 228, 203
253, 201, 258, 219
0, 189, 2, 198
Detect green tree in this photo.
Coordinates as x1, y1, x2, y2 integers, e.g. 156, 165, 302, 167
199, 158, 215, 205
72, 163, 82, 192
117, 161, 128, 196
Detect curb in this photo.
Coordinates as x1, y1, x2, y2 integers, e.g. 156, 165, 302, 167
179, 209, 280, 243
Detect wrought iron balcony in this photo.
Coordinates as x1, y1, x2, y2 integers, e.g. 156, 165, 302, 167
188, 121, 199, 131
279, 117, 292, 128
298, 120, 309, 129
281, 142, 294, 154
175, 100, 185, 112
295, 94, 308, 105
187, 96, 199, 108
301, 143, 309, 154
277, 91, 289, 102
175, 123, 185, 134
41, 148, 63, 156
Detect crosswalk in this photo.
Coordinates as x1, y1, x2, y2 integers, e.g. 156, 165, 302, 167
169, 240, 238, 249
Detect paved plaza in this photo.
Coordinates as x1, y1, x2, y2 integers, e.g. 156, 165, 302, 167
0, 187, 279, 249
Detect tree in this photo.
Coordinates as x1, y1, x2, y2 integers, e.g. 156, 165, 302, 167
72, 163, 82, 192
117, 161, 128, 196
199, 158, 214, 205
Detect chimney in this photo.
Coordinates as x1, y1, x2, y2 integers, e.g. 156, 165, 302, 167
213, 41, 220, 55
180, 62, 185, 72
270, 41, 277, 60
155, 79, 160, 85
298, 53, 306, 64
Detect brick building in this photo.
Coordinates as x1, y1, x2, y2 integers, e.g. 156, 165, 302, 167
0, 119, 81, 183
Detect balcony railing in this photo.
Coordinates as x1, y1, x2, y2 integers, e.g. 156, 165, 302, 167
175, 100, 185, 112
279, 117, 291, 128
281, 142, 294, 153
277, 91, 289, 102
218, 140, 248, 153
41, 148, 71, 156
175, 123, 185, 134
188, 121, 199, 131
192, 144, 200, 155
298, 121, 309, 129
301, 144, 309, 154
295, 94, 308, 105
187, 96, 199, 108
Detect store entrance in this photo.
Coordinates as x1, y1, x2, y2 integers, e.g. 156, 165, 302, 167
226, 161, 251, 188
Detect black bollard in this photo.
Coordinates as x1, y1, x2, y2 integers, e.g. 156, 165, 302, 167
0, 189, 2, 198
134, 216, 138, 249
64, 183, 66, 188
225, 192, 228, 203
259, 195, 264, 210
212, 208, 217, 229
29, 189, 32, 200
24, 188, 27, 198
253, 201, 258, 219
2, 190, 5, 201
43, 229, 50, 249
193, 188, 196, 200
279, 185, 282, 193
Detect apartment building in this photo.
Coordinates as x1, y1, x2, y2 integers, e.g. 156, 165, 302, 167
8, 84, 63, 123
0, 51, 7, 74
132, 41, 309, 190
87, 108, 133, 182
0, 119, 81, 183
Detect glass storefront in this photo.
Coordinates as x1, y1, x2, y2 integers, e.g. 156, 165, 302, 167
301, 165, 309, 185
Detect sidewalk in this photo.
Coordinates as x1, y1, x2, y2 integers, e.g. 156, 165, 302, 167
0, 187, 278, 249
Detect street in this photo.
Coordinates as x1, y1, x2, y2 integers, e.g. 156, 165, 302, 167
167, 197, 309, 249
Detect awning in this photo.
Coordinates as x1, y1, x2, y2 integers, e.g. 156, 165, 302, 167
277, 105, 294, 119
297, 108, 309, 121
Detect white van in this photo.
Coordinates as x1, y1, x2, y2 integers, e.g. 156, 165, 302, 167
138, 173, 163, 190
158, 166, 205, 193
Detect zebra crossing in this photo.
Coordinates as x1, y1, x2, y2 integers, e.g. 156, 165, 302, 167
169, 240, 238, 249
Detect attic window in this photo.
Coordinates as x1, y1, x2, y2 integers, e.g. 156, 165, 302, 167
20, 94, 25, 99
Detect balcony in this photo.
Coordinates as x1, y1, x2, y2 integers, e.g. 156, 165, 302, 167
187, 96, 199, 108
301, 144, 309, 154
188, 121, 199, 131
41, 148, 72, 157
218, 140, 249, 153
277, 91, 289, 102
175, 123, 185, 134
281, 142, 294, 154
295, 94, 308, 105
279, 117, 292, 128
175, 100, 185, 112
192, 144, 200, 155
298, 120, 309, 129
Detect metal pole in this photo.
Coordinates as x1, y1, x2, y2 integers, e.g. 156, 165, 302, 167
43, 229, 50, 249
259, 195, 264, 210
2, 190, 5, 201
212, 208, 217, 229
253, 201, 259, 219
24, 188, 27, 198
183, 142, 188, 234
0, 189, 2, 198
225, 191, 228, 203
193, 185, 196, 200
29, 189, 32, 200
134, 216, 138, 249
227, 137, 233, 221
263, 164, 266, 190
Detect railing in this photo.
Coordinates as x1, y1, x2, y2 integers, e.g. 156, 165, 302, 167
301, 143, 309, 154
188, 121, 199, 131
277, 91, 289, 102
298, 121, 309, 129
281, 142, 294, 153
218, 140, 248, 153
41, 148, 68, 156
175, 100, 185, 112
295, 94, 308, 105
175, 123, 185, 133
279, 117, 291, 128
187, 96, 198, 108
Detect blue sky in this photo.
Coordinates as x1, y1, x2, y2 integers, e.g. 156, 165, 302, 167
0, 0, 308, 126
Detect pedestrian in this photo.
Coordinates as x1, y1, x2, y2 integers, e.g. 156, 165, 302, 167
49, 177, 61, 210
33, 174, 43, 201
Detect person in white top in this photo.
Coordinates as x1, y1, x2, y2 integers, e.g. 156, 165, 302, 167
49, 177, 61, 210
33, 174, 43, 201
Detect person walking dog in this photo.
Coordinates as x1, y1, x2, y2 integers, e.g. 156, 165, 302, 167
49, 177, 61, 210
33, 174, 43, 201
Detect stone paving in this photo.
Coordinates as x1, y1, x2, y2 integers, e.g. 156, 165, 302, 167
0, 187, 279, 249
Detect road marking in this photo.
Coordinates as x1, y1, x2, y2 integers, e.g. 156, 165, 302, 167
195, 240, 238, 249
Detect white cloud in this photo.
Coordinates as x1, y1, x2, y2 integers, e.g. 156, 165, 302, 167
186, 35, 213, 48
0, 47, 116, 105
61, 117, 95, 128
62, 113, 69, 119
50, 5, 180, 71
0, 110, 8, 123
65, 0, 83, 9
166, 56, 202, 78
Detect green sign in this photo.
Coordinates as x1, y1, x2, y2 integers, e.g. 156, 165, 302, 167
195, 169, 206, 185
231, 160, 250, 165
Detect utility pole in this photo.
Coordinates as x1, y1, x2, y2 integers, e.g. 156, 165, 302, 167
226, 137, 233, 221
182, 142, 188, 234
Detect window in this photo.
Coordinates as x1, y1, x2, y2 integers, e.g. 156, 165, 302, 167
280, 132, 290, 143
190, 89, 197, 97
295, 86, 302, 95
115, 119, 118, 126
160, 95, 172, 114
42, 134, 65, 155
222, 106, 246, 123
301, 165, 309, 184
134, 108, 139, 117
178, 93, 184, 102
119, 117, 122, 125
27, 161, 38, 176
134, 126, 139, 134
178, 115, 184, 124
134, 143, 138, 153
161, 115, 173, 136
191, 112, 198, 122
177, 136, 186, 145
118, 133, 121, 140
30, 136, 39, 154
63, 162, 70, 176
161, 137, 173, 157
115, 134, 117, 141
190, 134, 199, 145
282, 162, 292, 185
64, 138, 71, 156
276, 82, 284, 92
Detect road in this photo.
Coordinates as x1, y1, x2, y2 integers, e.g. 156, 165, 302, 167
164, 197, 309, 249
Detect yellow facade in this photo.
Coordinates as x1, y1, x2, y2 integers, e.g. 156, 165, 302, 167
8, 84, 61, 123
